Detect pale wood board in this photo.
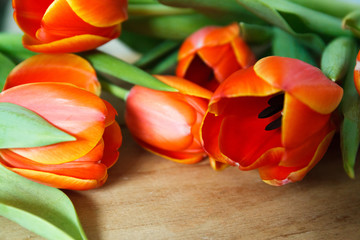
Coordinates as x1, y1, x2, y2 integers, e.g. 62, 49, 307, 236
1, 129, 359, 240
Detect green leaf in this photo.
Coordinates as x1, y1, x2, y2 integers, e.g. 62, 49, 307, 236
0, 102, 76, 148
150, 50, 178, 74
342, 10, 360, 38
272, 28, 316, 66
239, 22, 273, 44
340, 43, 360, 178
159, 0, 263, 24
120, 30, 163, 54
0, 165, 87, 240
237, 0, 327, 53
0, 52, 15, 90
123, 13, 219, 40
81, 50, 176, 91
0, 33, 36, 62
129, 2, 194, 16
321, 37, 355, 82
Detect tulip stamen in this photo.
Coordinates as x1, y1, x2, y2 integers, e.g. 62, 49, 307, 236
258, 93, 284, 131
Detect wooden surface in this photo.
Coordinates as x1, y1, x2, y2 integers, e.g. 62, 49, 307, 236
1, 129, 360, 240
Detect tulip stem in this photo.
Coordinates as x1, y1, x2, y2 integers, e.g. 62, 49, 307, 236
99, 79, 130, 101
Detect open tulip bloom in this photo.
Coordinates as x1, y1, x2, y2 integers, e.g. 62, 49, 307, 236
176, 23, 256, 91
201, 56, 343, 186
12, 0, 128, 53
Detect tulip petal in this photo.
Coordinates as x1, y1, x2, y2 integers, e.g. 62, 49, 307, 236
354, 51, 360, 95
0, 83, 107, 164
210, 67, 281, 110
178, 23, 239, 60
282, 93, 330, 148
0, 145, 107, 180
217, 97, 282, 169
12, 0, 52, 38
23, 33, 115, 53
38, 0, 119, 43
10, 168, 106, 190
5, 54, 100, 95
67, 0, 128, 27
126, 86, 196, 151
101, 121, 122, 168
254, 56, 343, 114
231, 37, 256, 68
102, 100, 117, 127
154, 75, 212, 99
209, 157, 228, 171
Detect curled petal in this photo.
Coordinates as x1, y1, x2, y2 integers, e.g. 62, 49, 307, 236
254, 56, 343, 114
10, 167, 106, 190
354, 51, 360, 95
23, 33, 117, 53
0, 83, 107, 164
67, 0, 128, 27
4, 54, 100, 95
101, 121, 122, 168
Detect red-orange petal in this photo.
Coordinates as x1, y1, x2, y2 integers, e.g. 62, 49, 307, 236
38, 0, 119, 43
282, 93, 330, 148
354, 51, 360, 95
67, 0, 128, 27
4, 54, 100, 95
154, 75, 213, 99
10, 168, 106, 190
254, 56, 343, 114
23, 33, 116, 53
0, 83, 107, 164
231, 37, 256, 68
12, 0, 52, 38
178, 23, 239, 60
101, 121, 122, 168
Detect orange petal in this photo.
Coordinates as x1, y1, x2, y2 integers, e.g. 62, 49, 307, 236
176, 54, 195, 78
354, 51, 360, 95
209, 157, 228, 171
125, 86, 197, 151
38, 0, 120, 43
10, 168, 106, 190
23, 33, 116, 53
209, 67, 281, 111
231, 37, 256, 68
0, 83, 107, 164
254, 56, 343, 114
282, 93, 330, 148
67, 0, 127, 27
0, 145, 107, 180
178, 23, 239, 60
12, 0, 52, 38
101, 121, 122, 168
4, 54, 100, 95
102, 100, 117, 127
154, 75, 213, 99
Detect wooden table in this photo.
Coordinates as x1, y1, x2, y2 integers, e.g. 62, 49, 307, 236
1, 129, 360, 239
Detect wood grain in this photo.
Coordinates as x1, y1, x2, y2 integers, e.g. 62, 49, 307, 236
1, 129, 360, 240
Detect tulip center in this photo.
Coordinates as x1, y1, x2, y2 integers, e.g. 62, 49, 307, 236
258, 93, 284, 131
185, 55, 217, 91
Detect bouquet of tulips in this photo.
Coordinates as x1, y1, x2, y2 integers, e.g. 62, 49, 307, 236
0, 0, 359, 239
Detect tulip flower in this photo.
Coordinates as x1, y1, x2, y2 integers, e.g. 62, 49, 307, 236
354, 50, 360, 94
125, 75, 211, 164
3, 53, 101, 95
12, 0, 128, 53
176, 23, 256, 91
0, 83, 122, 190
201, 56, 343, 185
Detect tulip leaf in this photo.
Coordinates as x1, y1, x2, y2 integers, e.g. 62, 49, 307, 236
0, 33, 36, 62
342, 10, 360, 38
340, 44, 360, 179
272, 28, 316, 66
321, 37, 355, 82
0, 102, 76, 149
239, 22, 273, 44
0, 52, 15, 90
150, 50, 178, 74
82, 50, 176, 92
237, 0, 328, 53
0, 164, 87, 240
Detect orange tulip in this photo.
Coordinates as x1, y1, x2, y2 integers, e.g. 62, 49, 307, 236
201, 56, 343, 185
0, 83, 122, 190
354, 50, 360, 94
12, 0, 128, 53
125, 75, 212, 164
3, 53, 101, 95
176, 23, 256, 91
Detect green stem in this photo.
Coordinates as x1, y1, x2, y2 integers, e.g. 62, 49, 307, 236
100, 79, 130, 101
